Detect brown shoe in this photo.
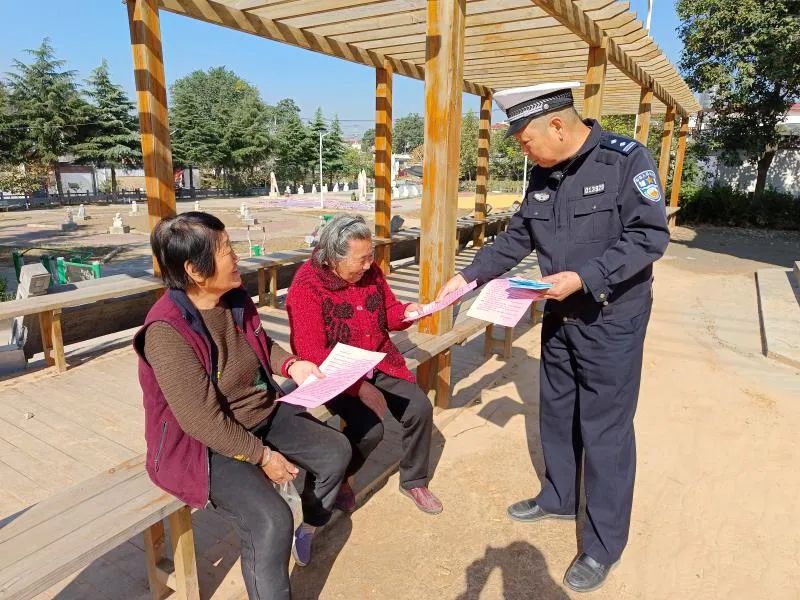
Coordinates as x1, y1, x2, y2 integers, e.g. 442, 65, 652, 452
400, 486, 443, 514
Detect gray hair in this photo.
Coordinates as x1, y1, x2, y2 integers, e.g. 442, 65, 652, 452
314, 214, 372, 267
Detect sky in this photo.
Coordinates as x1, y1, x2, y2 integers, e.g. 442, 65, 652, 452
0, 0, 686, 139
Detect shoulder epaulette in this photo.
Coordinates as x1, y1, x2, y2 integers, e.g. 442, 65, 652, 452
600, 133, 638, 155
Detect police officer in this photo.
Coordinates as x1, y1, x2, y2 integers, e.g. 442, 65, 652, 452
437, 82, 669, 592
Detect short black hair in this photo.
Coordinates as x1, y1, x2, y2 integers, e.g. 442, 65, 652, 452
151, 212, 226, 290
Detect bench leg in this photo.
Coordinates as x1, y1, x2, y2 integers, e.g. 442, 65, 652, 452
269, 266, 278, 308
50, 308, 67, 372
168, 506, 200, 600
144, 520, 170, 600
483, 324, 494, 358
484, 324, 513, 359
502, 326, 513, 359
433, 351, 452, 410
38, 311, 54, 367
258, 267, 267, 307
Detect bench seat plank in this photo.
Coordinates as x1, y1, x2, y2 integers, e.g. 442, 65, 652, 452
0, 456, 181, 600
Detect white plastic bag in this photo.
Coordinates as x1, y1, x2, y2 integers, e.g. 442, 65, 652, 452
274, 481, 303, 531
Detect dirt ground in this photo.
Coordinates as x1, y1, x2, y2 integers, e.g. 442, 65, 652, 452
286, 225, 799, 600
3, 198, 798, 598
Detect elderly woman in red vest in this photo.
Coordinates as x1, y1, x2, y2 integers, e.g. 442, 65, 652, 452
286, 214, 443, 523
134, 212, 351, 600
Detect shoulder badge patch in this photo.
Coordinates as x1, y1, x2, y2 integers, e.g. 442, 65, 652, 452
633, 170, 661, 202
533, 192, 550, 202
600, 135, 638, 155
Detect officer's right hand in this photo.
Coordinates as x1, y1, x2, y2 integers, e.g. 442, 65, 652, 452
435, 273, 468, 302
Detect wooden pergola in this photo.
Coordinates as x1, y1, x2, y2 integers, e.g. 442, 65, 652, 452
126, 0, 700, 407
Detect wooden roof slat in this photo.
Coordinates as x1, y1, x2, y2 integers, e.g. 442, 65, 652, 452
158, 0, 700, 115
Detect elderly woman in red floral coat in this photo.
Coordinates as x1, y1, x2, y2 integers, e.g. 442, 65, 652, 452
287, 214, 442, 523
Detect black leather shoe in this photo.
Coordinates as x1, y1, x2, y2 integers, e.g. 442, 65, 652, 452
563, 552, 615, 593
506, 498, 576, 523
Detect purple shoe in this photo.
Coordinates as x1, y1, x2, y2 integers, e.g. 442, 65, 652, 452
400, 486, 443, 515
292, 525, 315, 567
334, 481, 357, 513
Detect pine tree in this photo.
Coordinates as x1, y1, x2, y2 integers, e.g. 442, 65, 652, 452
72, 60, 141, 195
5, 39, 89, 196
275, 111, 311, 185
323, 116, 346, 185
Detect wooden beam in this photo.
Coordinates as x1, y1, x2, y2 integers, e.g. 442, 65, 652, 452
669, 116, 689, 209
158, 0, 492, 97
128, 0, 176, 276
531, 0, 697, 114
635, 85, 652, 144
374, 62, 393, 274
419, 0, 466, 409
582, 38, 608, 120
473, 93, 491, 249
658, 104, 676, 186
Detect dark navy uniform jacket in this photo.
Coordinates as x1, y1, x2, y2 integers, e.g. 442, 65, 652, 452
461, 120, 669, 322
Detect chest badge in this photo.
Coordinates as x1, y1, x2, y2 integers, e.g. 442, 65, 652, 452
583, 183, 605, 196
533, 192, 550, 202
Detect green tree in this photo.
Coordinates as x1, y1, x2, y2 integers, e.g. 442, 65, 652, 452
460, 109, 479, 181
489, 128, 525, 181
4, 39, 89, 196
170, 67, 270, 181
72, 60, 141, 195
677, 0, 800, 199
361, 127, 375, 151
341, 146, 373, 180
323, 116, 346, 184
393, 113, 424, 153
275, 105, 311, 185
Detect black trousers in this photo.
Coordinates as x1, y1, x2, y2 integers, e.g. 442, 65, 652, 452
535, 307, 651, 565
326, 372, 434, 490
208, 402, 351, 600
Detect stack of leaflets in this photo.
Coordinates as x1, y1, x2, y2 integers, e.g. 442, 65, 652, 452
508, 277, 553, 291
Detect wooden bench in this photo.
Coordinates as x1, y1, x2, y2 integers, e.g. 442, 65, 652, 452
0, 320, 450, 600
0, 455, 198, 600
0, 274, 164, 373
666, 206, 681, 228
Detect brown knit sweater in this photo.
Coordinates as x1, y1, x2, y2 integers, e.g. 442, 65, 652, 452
143, 303, 292, 464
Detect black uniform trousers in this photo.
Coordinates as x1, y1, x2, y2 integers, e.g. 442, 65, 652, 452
535, 304, 651, 565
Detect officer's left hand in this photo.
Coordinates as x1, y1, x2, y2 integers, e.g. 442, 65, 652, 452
540, 271, 583, 302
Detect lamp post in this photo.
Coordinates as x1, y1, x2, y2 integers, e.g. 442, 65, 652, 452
319, 131, 330, 209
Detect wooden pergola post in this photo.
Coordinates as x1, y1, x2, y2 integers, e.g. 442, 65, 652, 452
374, 62, 393, 274
669, 115, 689, 209
127, 0, 176, 276
472, 93, 491, 249
635, 85, 653, 145
417, 0, 466, 409
658, 104, 676, 186
582, 38, 608, 120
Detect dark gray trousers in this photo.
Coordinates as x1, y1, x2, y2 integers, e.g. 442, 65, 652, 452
535, 307, 651, 565
209, 402, 351, 600
326, 372, 434, 490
